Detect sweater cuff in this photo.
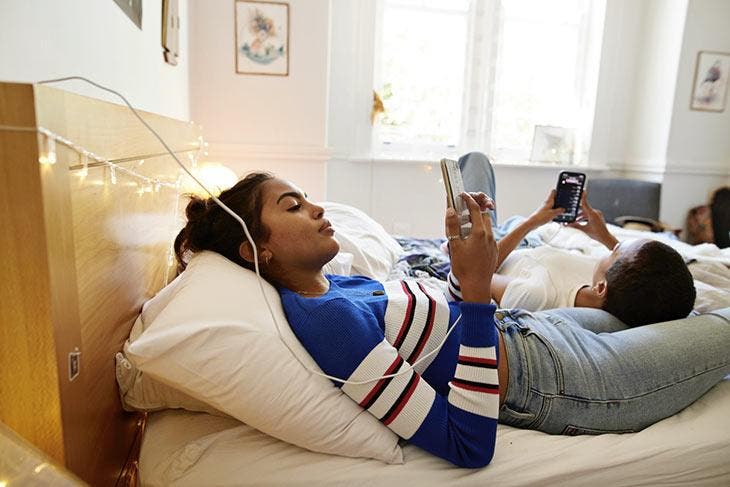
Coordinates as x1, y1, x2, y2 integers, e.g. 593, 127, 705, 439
458, 302, 497, 347
447, 271, 463, 301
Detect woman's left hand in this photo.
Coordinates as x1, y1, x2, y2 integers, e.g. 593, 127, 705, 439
467, 192, 495, 214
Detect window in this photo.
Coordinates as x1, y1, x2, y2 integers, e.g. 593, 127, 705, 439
373, 0, 606, 164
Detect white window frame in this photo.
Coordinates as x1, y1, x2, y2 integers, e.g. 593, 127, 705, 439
369, 0, 605, 165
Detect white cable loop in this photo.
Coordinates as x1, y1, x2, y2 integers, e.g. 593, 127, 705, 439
34, 76, 463, 385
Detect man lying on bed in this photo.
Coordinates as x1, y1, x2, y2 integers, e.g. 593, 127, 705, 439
174, 172, 729, 468
477, 191, 697, 327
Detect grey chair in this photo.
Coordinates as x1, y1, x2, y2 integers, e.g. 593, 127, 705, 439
585, 178, 661, 226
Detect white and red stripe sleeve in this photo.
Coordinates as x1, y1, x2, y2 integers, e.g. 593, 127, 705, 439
447, 271, 463, 302
448, 344, 500, 418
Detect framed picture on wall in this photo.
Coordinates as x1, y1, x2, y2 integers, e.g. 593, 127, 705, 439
235, 0, 289, 76
530, 125, 575, 164
690, 51, 730, 112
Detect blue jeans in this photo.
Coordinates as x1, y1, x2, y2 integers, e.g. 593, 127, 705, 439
497, 307, 730, 434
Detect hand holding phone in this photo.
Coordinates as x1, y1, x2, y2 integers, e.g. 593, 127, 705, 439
440, 158, 471, 238
552, 171, 586, 223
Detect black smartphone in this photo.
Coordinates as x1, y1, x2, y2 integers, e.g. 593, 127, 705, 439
553, 171, 586, 223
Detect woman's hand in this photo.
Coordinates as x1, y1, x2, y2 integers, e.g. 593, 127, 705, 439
445, 193, 497, 304
526, 189, 564, 228
467, 192, 495, 214
568, 193, 619, 250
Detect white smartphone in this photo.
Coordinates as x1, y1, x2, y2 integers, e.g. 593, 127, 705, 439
440, 158, 471, 238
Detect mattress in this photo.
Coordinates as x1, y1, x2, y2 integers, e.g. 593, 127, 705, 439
139, 376, 730, 486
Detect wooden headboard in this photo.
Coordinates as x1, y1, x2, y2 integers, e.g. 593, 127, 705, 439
0, 82, 200, 485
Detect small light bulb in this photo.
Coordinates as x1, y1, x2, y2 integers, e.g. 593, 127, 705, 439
38, 133, 52, 164
79, 152, 89, 177
47, 136, 57, 164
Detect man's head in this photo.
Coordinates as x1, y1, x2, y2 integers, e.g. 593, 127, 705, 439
592, 239, 696, 327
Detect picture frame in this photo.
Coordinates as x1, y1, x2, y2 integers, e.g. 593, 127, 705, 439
113, 0, 143, 29
690, 51, 730, 112
235, 0, 289, 76
530, 125, 575, 164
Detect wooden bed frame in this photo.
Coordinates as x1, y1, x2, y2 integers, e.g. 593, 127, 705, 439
0, 81, 199, 485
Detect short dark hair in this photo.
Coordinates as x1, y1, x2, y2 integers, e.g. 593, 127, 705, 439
174, 171, 274, 273
603, 240, 696, 327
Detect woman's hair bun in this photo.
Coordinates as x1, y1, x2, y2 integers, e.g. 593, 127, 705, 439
185, 196, 210, 223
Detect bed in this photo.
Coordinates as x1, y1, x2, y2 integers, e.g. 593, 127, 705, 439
130, 216, 730, 486
1, 81, 728, 486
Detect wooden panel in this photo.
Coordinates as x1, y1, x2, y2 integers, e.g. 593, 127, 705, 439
33, 84, 200, 164
35, 84, 198, 486
0, 84, 66, 461
0, 82, 200, 486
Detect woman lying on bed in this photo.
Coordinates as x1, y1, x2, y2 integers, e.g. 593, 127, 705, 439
174, 172, 730, 468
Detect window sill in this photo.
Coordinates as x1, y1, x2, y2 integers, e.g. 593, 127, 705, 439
339, 154, 612, 172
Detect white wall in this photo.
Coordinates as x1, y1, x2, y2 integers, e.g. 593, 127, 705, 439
668, 0, 730, 169
589, 0, 645, 168
328, 159, 618, 238
189, 0, 331, 200
624, 0, 687, 171
661, 0, 730, 228
0, 0, 190, 121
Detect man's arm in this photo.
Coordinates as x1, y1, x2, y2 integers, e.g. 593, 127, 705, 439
495, 190, 564, 269
490, 274, 513, 305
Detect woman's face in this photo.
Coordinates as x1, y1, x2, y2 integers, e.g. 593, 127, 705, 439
257, 178, 340, 272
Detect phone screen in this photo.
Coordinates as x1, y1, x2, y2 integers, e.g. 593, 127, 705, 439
553, 171, 586, 223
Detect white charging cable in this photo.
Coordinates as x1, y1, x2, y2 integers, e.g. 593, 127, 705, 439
36, 76, 464, 385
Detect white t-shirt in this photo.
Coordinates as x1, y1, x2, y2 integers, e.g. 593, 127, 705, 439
497, 246, 597, 311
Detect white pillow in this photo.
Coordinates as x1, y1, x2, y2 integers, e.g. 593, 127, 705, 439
116, 351, 228, 417
321, 201, 403, 280
123, 251, 403, 464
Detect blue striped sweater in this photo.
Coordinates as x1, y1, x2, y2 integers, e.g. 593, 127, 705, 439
279, 274, 499, 468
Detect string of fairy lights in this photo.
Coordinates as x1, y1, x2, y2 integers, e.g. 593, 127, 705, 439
0, 122, 208, 283
0, 123, 207, 189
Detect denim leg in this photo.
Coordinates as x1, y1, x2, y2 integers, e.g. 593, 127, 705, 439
497, 308, 730, 434
459, 152, 497, 224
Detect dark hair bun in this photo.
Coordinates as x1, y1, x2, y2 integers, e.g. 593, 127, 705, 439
174, 171, 275, 273
185, 196, 211, 223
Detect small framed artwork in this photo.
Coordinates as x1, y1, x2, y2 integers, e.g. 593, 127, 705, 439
113, 0, 143, 29
530, 125, 575, 164
235, 0, 289, 76
690, 51, 730, 112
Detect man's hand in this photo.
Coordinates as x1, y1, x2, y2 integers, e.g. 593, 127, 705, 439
568, 192, 619, 250
526, 189, 565, 228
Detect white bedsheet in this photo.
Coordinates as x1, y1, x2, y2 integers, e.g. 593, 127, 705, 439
140, 377, 730, 487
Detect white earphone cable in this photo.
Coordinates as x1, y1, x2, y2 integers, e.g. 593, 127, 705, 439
35, 76, 463, 385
